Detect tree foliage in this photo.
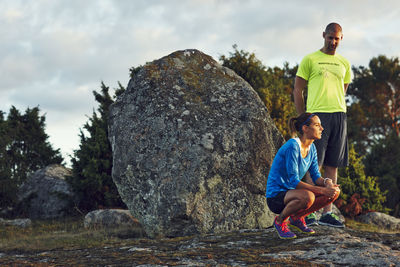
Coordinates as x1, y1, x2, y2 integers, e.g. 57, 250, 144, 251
345, 55, 400, 217
347, 55, 400, 154
68, 82, 126, 212
363, 133, 400, 217
265, 64, 298, 139
0, 112, 14, 208
6, 107, 64, 185
0, 107, 63, 209
336, 146, 388, 217
220, 45, 269, 92
219, 45, 297, 139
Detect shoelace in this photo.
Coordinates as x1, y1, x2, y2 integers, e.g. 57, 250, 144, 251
279, 220, 290, 233
299, 217, 307, 226
330, 213, 340, 220
307, 213, 316, 219
291, 217, 307, 228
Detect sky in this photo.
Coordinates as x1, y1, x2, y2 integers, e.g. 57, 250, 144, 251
1, 0, 400, 166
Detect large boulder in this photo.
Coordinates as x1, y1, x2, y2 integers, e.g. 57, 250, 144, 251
17, 164, 75, 219
109, 49, 284, 238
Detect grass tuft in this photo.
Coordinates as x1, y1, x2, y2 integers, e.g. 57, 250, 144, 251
0, 216, 145, 252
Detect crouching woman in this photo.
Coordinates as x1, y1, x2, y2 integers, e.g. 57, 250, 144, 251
266, 113, 340, 239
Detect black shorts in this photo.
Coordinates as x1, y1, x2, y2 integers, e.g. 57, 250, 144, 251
266, 191, 287, 214
313, 112, 349, 167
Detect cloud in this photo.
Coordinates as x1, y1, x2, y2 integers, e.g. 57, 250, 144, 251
1, 0, 400, 166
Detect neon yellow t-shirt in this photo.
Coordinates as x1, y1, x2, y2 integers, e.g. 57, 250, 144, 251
296, 50, 351, 113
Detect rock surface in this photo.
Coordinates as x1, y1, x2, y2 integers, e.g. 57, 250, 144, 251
109, 49, 284, 238
0, 226, 399, 266
17, 164, 75, 219
357, 211, 400, 231
83, 209, 141, 229
0, 218, 31, 228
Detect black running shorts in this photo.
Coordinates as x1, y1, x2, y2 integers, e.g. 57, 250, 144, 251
313, 112, 349, 167
266, 191, 287, 214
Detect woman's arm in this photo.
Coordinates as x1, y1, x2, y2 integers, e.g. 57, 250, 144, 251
296, 178, 339, 198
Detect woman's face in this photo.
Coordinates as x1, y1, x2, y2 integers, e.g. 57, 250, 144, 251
304, 116, 324, 140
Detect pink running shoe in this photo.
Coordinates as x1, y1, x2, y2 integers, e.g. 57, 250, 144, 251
289, 216, 316, 234
273, 217, 297, 239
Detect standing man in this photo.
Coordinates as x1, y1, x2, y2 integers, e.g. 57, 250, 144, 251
293, 22, 351, 228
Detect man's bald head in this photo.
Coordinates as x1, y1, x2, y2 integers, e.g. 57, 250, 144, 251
321, 23, 343, 55
325, 23, 342, 34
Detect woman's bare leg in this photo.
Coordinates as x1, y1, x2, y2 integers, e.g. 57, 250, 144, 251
275, 189, 315, 224
292, 190, 340, 220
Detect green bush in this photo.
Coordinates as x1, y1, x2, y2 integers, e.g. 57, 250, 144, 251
336, 146, 389, 217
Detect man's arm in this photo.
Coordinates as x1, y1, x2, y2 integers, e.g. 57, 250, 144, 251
293, 76, 308, 114
344, 83, 349, 94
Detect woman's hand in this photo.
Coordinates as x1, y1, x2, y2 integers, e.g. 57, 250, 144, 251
323, 183, 340, 198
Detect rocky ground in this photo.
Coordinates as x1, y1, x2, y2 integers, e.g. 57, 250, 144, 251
0, 225, 399, 266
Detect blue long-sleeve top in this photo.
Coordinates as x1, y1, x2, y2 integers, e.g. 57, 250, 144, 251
266, 138, 321, 198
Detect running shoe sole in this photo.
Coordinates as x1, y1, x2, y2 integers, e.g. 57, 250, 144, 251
274, 227, 297, 239
318, 221, 345, 228
289, 223, 316, 234
306, 220, 319, 226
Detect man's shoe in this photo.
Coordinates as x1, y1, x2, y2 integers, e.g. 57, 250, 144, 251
273, 217, 297, 239
318, 213, 345, 228
289, 216, 316, 234
305, 212, 318, 226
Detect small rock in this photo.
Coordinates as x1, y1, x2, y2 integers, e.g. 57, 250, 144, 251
17, 164, 76, 219
0, 218, 32, 228
356, 211, 400, 231
83, 209, 141, 229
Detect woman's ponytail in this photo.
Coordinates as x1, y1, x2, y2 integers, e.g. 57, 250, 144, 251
288, 117, 298, 138
287, 112, 315, 137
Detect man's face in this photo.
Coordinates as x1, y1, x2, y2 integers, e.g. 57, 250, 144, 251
323, 30, 343, 53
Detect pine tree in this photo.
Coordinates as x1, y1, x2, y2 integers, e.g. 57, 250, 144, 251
68, 82, 126, 212
0, 111, 14, 208
6, 106, 63, 185
0, 106, 63, 208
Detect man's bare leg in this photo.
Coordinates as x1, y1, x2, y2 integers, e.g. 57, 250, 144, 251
322, 165, 337, 213
303, 170, 319, 225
